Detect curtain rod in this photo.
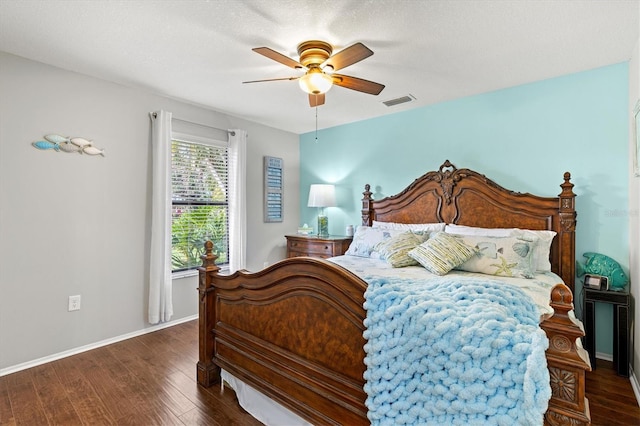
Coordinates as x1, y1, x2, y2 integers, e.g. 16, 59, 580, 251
152, 112, 236, 136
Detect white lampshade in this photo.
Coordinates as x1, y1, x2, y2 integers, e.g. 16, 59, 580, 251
307, 184, 336, 208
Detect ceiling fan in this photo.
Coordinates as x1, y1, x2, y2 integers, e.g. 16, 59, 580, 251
244, 40, 385, 107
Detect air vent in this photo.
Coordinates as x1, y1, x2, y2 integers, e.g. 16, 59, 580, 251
383, 94, 416, 107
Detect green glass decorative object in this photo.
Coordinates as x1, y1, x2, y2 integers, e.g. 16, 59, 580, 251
317, 214, 329, 237
577, 252, 629, 290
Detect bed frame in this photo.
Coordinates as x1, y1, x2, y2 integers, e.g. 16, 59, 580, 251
197, 160, 592, 425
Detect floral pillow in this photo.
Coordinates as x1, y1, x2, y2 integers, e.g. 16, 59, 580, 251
445, 224, 556, 272
452, 234, 538, 278
345, 226, 405, 258
375, 231, 423, 268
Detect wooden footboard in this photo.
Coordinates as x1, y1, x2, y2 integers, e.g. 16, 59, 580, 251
198, 242, 592, 425
197, 242, 369, 425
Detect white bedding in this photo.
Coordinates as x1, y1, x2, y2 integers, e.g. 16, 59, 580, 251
329, 254, 561, 318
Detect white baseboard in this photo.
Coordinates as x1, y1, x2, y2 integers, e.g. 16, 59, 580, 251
595, 352, 613, 362
630, 365, 640, 408
0, 314, 198, 377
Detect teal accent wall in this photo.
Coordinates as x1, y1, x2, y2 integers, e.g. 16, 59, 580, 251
300, 63, 629, 357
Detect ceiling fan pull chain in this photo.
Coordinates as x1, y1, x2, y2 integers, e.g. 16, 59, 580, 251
315, 105, 318, 143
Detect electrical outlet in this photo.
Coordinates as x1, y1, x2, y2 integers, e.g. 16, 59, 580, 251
68, 295, 81, 311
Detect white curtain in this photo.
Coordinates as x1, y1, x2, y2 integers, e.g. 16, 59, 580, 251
148, 110, 173, 324
228, 129, 247, 272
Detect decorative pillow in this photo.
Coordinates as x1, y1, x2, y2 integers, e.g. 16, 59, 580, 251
345, 226, 405, 258
373, 221, 446, 233
407, 232, 476, 275
513, 230, 556, 272
445, 224, 556, 272
453, 234, 538, 278
375, 232, 423, 268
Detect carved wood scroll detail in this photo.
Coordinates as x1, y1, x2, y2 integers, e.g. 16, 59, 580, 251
436, 160, 461, 205
546, 411, 585, 426
549, 366, 577, 402
438, 160, 457, 204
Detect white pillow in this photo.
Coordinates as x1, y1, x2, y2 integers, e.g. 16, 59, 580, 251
444, 224, 515, 237
373, 220, 445, 233
345, 226, 406, 258
444, 224, 556, 272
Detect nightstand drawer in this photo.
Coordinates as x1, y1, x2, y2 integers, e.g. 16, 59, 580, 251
290, 240, 333, 256
285, 235, 352, 259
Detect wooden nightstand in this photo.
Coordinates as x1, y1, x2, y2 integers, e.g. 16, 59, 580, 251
285, 235, 353, 259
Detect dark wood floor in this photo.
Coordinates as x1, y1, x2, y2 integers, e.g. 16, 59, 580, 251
1, 320, 638, 425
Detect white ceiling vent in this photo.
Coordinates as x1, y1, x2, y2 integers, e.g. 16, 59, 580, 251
383, 94, 416, 107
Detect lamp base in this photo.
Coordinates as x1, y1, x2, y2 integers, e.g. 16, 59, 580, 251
317, 215, 329, 237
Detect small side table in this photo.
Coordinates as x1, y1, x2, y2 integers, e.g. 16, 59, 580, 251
583, 288, 630, 377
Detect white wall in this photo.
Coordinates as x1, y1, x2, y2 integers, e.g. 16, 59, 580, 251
0, 52, 299, 372
629, 12, 640, 392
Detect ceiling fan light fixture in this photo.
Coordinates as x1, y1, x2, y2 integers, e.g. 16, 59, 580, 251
298, 69, 333, 95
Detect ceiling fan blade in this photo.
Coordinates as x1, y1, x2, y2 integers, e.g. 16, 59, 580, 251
252, 47, 306, 69
332, 74, 385, 95
322, 42, 373, 72
309, 93, 325, 107
243, 77, 299, 84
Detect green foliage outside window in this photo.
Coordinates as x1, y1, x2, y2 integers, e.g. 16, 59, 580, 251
171, 139, 229, 271
171, 205, 228, 270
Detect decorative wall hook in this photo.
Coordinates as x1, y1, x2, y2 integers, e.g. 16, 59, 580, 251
32, 134, 105, 156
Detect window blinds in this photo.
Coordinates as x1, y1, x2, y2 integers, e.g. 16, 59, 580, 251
171, 139, 229, 271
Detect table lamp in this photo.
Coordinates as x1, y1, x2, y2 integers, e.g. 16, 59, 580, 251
307, 184, 336, 237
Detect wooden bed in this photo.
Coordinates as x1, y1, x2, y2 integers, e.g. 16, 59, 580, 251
197, 160, 592, 425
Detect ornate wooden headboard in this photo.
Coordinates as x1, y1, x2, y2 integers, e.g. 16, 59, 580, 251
361, 160, 577, 292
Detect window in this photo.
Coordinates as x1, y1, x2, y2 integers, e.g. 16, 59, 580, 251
171, 136, 229, 272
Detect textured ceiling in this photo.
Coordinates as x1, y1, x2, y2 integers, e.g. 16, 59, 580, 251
0, 0, 638, 134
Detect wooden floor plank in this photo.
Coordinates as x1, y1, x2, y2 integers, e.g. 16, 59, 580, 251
586, 359, 640, 426
0, 376, 16, 426
30, 364, 82, 425
3, 370, 49, 426
106, 339, 196, 418
68, 351, 139, 421
51, 356, 117, 425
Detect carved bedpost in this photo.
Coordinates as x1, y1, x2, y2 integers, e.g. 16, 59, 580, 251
541, 284, 592, 426
361, 184, 373, 226
197, 241, 221, 387
558, 172, 577, 294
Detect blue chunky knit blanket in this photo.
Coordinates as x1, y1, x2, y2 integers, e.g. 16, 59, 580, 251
363, 276, 551, 426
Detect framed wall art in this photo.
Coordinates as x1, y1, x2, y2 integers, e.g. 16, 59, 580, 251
264, 156, 284, 222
